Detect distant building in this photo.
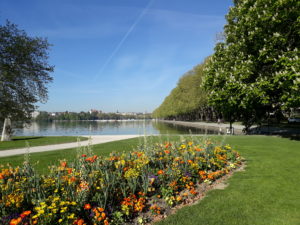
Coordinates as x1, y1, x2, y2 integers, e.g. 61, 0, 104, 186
31, 111, 40, 118
89, 109, 102, 114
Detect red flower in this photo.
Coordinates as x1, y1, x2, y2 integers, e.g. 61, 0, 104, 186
20, 210, 31, 218
84, 204, 91, 210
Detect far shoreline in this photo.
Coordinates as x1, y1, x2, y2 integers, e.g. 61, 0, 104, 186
158, 120, 300, 136
158, 120, 244, 135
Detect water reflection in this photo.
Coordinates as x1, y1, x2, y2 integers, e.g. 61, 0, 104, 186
13, 120, 219, 136
152, 121, 219, 135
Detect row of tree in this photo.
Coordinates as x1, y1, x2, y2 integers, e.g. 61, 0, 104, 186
153, 59, 216, 121
36, 111, 152, 121
154, 0, 299, 133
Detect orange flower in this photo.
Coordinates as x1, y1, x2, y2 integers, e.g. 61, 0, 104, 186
82, 154, 87, 157
73, 219, 85, 225
84, 204, 92, 210
164, 150, 170, 154
98, 207, 104, 212
67, 168, 73, 174
9, 217, 22, 225
60, 161, 67, 168
187, 160, 193, 164
20, 210, 31, 218
176, 196, 182, 201
157, 170, 164, 175
190, 188, 197, 195
104, 219, 109, 225
165, 142, 172, 148
0, 173, 4, 179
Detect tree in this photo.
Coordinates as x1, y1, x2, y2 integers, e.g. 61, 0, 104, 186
0, 21, 53, 141
203, 0, 300, 133
153, 59, 210, 121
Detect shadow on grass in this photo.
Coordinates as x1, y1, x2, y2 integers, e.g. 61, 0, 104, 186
248, 125, 300, 141
278, 134, 300, 141
11, 136, 43, 141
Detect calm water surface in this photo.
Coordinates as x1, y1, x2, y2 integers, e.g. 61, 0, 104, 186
13, 120, 219, 136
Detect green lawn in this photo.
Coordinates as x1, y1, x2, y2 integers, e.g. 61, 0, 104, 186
0, 135, 179, 173
0, 135, 299, 224
0, 136, 88, 151
156, 135, 300, 225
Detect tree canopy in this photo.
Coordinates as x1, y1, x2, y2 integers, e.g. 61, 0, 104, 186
0, 21, 53, 140
0, 21, 53, 122
153, 60, 210, 120
203, 0, 300, 131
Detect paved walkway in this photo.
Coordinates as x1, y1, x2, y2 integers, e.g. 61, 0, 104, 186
161, 120, 246, 134
0, 135, 139, 158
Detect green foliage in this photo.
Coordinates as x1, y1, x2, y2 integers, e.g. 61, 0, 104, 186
0, 21, 53, 122
153, 60, 209, 120
203, 0, 300, 131
35, 111, 152, 121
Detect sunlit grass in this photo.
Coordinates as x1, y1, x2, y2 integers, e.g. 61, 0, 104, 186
1, 135, 299, 224
0, 136, 88, 151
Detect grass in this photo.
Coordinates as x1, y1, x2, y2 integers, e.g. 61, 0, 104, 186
156, 135, 300, 225
0, 135, 181, 173
0, 135, 299, 224
0, 136, 88, 151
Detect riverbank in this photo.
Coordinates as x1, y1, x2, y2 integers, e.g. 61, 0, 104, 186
160, 120, 245, 134
160, 120, 300, 136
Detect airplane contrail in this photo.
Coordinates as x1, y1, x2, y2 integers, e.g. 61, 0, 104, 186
93, 0, 155, 80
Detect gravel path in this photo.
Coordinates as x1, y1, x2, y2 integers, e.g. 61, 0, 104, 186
0, 135, 139, 158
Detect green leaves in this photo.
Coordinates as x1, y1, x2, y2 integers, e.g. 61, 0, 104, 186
0, 21, 53, 122
203, 0, 300, 131
153, 60, 209, 120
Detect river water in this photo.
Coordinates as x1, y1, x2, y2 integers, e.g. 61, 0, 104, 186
13, 120, 219, 136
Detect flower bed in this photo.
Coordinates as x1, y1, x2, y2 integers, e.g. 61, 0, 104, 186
0, 138, 242, 225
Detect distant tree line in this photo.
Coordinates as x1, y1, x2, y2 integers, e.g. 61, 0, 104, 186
35, 111, 152, 121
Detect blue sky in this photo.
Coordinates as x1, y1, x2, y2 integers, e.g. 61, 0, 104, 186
0, 0, 232, 113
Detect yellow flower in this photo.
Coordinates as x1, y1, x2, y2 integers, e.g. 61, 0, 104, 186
68, 213, 75, 219
58, 219, 63, 223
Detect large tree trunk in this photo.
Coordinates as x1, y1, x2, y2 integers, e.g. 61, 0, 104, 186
1, 118, 12, 141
